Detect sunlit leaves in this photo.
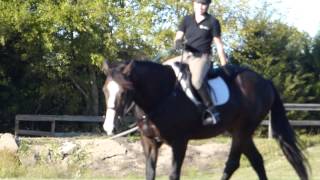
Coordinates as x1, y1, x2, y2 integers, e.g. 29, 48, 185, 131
231, 8, 318, 103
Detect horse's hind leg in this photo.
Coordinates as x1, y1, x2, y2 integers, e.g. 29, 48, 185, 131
242, 138, 267, 180
222, 134, 267, 180
141, 135, 162, 180
221, 136, 242, 180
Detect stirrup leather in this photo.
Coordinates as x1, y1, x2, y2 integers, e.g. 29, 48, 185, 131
202, 106, 220, 125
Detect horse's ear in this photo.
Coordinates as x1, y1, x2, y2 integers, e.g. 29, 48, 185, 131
122, 60, 134, 76
102, 60, 109, 75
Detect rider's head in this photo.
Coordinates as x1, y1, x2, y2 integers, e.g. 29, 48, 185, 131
193, 0, 211, 15
193, 0, 211, 5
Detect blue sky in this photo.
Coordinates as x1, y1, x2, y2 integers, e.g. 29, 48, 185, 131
264, 0, 320, 37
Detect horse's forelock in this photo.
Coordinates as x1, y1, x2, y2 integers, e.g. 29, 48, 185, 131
110, 68, 133, 90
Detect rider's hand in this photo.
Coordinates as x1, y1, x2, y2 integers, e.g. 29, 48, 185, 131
174, 39, 184, 51
221, 65, 231, 77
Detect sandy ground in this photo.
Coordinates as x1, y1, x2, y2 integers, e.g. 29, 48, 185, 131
17, 136, 231, 177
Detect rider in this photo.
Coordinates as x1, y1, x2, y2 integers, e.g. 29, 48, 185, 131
164, 0, 228, 125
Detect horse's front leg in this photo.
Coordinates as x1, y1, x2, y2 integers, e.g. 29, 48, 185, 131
169, 139, 188, 180
141, 135, 162, 180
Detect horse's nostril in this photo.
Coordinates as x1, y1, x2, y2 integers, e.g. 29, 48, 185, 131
105, 129, 114, 136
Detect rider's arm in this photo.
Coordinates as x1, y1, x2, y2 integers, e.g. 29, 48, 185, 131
174, 31, 185, 50
175, 31, 184, 41
213, 36, 228, 66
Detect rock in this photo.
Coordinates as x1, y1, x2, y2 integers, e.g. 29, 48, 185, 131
19, 151, 39, 167
59, 141, 78, 158
0, 133, 18, 153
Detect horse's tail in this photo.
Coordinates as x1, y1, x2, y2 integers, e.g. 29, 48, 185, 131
270, 82, 310, 180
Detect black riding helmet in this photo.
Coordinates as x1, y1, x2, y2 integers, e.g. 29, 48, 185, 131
194, 0, 211, 4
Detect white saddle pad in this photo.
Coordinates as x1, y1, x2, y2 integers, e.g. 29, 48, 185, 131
165, 61, 229, 106
208, 76, 229, 106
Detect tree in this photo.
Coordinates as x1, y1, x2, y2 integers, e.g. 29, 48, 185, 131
230, 9, 317, 103
0, 0, 192, 131
310, 32, 320, 102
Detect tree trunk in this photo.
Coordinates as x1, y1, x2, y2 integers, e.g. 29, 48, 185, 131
89, 66, 99, 115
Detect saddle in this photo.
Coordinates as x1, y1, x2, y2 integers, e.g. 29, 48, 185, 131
170, 63, 245, 106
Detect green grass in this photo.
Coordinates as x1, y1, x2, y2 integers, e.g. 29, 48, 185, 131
0, 150, 24, 178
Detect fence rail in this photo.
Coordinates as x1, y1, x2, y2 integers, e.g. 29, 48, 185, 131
263, 103, 320, 138
15, 103, 320, 137
15, 115, 104, 137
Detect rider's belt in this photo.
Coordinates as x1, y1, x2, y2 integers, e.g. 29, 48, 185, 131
186, 50, 210, 57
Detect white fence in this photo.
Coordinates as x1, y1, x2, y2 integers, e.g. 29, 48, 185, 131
261, 103, 320, 138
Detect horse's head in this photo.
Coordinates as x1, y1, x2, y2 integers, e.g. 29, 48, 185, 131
102, 60, 134, 135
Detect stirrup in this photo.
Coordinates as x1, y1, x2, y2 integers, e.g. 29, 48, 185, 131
202, 107, 220, 125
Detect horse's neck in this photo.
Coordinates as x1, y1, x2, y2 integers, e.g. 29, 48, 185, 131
132, 62, 176, 112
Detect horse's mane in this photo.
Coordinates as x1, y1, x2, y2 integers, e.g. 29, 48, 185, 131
132, 59, 165, 69
109, 60, 174, 90
132, 60, 176, 81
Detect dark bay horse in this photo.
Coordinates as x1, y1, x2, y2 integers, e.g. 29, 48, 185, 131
102, 60, 309, 180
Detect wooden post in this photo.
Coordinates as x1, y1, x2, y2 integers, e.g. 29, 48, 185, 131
51, 120, 56, 136
15, 118, 19, 136
268, 112, 272, 139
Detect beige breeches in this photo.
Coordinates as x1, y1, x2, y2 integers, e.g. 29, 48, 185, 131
163, 51, 211, 90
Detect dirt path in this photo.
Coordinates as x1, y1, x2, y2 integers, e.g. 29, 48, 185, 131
18, 136, 230, 177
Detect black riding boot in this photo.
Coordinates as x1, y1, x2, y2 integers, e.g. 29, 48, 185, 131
197, 83, 220, 125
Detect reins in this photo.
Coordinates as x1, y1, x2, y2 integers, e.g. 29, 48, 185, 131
124, 101, 135, 114
173, 49, 186, 90
142, 47, 186, 120
136, 48, 191, 142
152, 46, 186, 93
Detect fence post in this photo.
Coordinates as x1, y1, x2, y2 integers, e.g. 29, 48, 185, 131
268, 112, 272, 139
51, 120, 56, 136
15, 118, 19, 137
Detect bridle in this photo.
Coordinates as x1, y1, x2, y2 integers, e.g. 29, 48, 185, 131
109, 49, 186, 138
124, 101, 135, 114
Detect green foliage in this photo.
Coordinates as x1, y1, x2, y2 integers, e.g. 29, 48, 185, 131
0, 1, 180, 130
231, 9, 318, 105
0, 150, 23, 178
